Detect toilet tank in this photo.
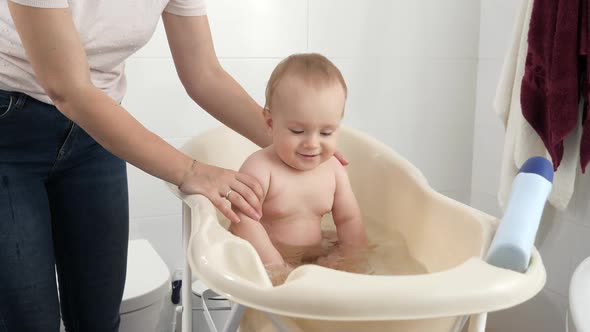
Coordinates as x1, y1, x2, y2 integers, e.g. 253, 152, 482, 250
119, 239, 171, 332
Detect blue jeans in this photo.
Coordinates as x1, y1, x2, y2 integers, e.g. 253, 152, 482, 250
0, 90, 129, 332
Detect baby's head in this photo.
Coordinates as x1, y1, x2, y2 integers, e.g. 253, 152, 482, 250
263, 53, 347, 171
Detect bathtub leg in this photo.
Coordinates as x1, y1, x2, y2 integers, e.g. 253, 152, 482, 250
264, 312, 292, 332
221, 303, 245, 332
181, 203, 193, 332
468, 313, 487, 332
455, 315, 469, 331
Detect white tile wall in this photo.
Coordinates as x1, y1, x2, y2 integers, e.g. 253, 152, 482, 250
535, 210, 576, 296
309, 0, 479, 58
474, 59, 504, 127
207, 0, 308, 57
439, 190, 471, 206
470, 192, 502, 218
471, 123, 504, 196
478, 0, 523, 59
561, 168, 590, 224
218, 59, 280, 107
334, 58, 477, 193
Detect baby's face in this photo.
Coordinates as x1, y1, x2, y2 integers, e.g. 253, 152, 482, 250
268, 77, 345, 171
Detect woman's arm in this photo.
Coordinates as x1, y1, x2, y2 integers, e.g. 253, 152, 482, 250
162, 13, 272, 148
7, 3, 262, 223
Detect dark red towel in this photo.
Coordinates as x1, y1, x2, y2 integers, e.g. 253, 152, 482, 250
520, 0, 581, 171
580, 0, 590, 171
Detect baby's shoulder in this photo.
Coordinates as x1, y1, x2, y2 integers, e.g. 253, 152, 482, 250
243, 148, 273, 166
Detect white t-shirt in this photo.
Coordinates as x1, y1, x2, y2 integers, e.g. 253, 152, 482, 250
0, 0, 206, 104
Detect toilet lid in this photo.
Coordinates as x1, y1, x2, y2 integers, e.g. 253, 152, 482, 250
120, 239, 171, 313
570, 256, 590, 332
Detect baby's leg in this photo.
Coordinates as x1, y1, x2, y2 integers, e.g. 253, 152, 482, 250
266, 243, 324, 285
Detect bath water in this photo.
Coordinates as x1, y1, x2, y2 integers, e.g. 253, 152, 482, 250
266, 216, 428, 285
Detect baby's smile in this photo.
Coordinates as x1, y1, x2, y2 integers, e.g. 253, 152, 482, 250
297, 152, 320, 159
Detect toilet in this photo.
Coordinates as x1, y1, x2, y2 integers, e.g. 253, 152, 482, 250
567, 256, 590, 332
119, 239, 171, 332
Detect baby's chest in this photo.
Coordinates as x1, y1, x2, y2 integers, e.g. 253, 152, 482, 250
265, 171, 335, 217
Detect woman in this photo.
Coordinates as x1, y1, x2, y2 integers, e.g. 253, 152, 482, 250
0, 0, 273, 331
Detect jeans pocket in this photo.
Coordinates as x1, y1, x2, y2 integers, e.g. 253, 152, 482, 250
0, 92, 14, 120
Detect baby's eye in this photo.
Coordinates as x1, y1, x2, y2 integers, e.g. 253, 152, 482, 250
289, 129, 304, 134
320, 132, 333, 136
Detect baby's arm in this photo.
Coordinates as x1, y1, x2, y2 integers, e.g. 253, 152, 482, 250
228, 152, 284, 267
332, 161, 368, 248
229, 216, 284, 266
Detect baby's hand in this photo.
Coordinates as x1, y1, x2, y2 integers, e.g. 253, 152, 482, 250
265, 263, 294, 286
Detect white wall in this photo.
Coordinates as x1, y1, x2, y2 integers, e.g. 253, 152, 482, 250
472, 0, 590, 331
123, 0, 480, 274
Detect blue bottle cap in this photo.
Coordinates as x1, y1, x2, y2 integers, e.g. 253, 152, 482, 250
518, 156, 554, 183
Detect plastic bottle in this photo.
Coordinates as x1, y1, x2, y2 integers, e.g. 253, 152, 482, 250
486, 156, 553, 272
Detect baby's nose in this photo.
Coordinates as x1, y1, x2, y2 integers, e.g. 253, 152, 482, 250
303, 134, 319, 148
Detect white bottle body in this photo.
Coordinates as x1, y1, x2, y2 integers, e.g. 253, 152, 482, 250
486, 172, 552, 272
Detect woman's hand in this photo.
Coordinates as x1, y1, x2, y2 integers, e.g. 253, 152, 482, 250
178, 161, 263, 224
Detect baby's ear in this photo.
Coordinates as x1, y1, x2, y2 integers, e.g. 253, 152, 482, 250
263, 108, 273, 129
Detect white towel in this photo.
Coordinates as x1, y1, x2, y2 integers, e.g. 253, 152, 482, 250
495, 0, 579, 211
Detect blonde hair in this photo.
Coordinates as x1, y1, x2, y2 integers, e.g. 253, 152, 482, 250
264, 53, 347, 111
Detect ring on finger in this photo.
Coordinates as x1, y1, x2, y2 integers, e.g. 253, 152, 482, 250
224, 189, 233, 200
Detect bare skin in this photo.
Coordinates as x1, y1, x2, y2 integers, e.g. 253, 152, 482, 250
242, 149, 340, 256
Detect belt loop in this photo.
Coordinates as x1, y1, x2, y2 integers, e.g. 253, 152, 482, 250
14, 92, 27, 109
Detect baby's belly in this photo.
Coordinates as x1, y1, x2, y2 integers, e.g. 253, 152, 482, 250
262, 218, 323, 260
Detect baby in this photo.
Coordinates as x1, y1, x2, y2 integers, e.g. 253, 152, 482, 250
229, 53, 368, 284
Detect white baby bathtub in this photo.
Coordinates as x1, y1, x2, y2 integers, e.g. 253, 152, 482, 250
166, 126, 546, 332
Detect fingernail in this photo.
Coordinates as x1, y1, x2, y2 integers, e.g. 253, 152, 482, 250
254, 212, 261, 220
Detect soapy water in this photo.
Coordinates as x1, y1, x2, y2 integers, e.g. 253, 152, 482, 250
265, 225, 428, 286
218, 214, 428, 285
